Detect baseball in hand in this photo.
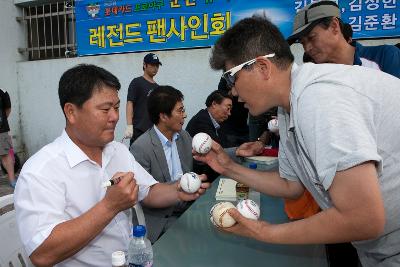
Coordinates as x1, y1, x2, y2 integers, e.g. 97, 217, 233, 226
236, 199, 260, 220
210, 202, 237, 228
267, 119, 279, 133
192, 132, 212, 154
180, 172, 201, 193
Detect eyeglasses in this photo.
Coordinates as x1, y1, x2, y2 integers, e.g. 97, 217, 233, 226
222, 54, 275, 88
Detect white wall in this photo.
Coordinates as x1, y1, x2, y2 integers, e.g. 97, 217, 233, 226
10, 0, 400, 158
0, 0, 26, 156
17, 36, 400, 157
17, 48, 221, 156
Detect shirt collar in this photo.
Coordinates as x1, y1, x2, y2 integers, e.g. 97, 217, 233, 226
208, 110, 220, 129
154, 125, 180, 146
61, 129, 116, 168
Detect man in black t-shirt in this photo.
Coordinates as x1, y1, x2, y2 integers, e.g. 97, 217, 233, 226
0, 89, 17, 188
125, 53, 161, 144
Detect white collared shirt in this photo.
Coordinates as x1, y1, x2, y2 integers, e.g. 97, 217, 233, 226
154, 125, 183, 180
14, 130, 158, 267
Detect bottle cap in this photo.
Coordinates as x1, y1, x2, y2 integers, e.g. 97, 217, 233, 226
133, 225, 146, 237
249, 162, 257, 169
111, 251, 126, 266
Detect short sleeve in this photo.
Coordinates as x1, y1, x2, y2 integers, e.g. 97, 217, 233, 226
14, 170, 68, 255
130, 153, 158, 201
1, 90, 11, 109
278, 139, 300, 182
127, 79, 138, 102
296, 83, 382, 190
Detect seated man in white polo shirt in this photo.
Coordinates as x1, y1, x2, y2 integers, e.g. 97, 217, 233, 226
14, 64, 209, 267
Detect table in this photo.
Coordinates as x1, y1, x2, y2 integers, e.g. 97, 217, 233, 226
153, 162, 328, 267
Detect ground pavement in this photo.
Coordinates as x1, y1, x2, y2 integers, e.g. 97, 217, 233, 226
0, 173, 15, 197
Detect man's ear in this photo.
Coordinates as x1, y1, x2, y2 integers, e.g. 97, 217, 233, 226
330, 17, 341, 35
64, 103, 77, 124
159, 112, 168, 122
257, 57, 272, 80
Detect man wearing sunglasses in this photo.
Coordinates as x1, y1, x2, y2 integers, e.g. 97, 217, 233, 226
195, 16, 400, 266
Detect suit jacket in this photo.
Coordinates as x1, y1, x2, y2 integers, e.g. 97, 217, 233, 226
130, 126, 193, 243
186, 109, 229, 147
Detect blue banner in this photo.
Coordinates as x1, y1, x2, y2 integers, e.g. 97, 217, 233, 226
295, 0, 399, 40
76, 0, 400, 56
75, 0, 294, 56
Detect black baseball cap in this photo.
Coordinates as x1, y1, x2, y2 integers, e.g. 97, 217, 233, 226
287, 1, 340, 45
143, 53, 162, 65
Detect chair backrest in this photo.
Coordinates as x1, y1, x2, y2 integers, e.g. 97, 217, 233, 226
0, 194, 33, 267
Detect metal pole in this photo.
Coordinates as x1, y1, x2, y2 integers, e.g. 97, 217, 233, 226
28, 7, 33, 60
50, 3, 54, 58
35, 6, 40, 59
43, 5, 47, 58
57, 2, 61, 57
64, 1, 68, 57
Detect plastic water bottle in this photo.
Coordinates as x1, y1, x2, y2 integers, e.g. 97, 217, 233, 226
128, 225, 153, 267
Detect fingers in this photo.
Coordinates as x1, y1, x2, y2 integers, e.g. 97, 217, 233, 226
178, 191, 199, 202
228, 208, 242, 221
176, 180, 183, 192
211, 140, 223, 152
197, 174, 211, 191
198, 174, 207, 182
116, 172, 135, 186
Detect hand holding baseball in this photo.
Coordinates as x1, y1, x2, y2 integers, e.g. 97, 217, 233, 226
222, 208, 271, 242
177, 173, 210, 202
180, 172, 202, 193
192, 132, 212, 154
210, 202, 237, 228
193, 140, 234, 176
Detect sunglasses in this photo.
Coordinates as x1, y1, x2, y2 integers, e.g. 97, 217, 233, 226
222, 54, 275, 88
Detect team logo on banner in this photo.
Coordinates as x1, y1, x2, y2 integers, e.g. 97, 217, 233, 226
86, 3, 100, 18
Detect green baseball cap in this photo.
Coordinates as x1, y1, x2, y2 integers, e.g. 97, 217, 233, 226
287, 1, 340, 45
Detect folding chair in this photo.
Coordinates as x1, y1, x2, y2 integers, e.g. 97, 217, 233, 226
0, 194, 33, 267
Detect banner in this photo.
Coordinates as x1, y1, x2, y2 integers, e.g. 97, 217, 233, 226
76, 0, 399, 56
295, 0, 399, 40
75, 0, 294, 56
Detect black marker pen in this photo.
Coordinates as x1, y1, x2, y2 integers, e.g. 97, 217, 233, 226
102, 176, 122, 188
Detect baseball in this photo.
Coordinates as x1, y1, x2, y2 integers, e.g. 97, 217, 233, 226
180, 172, 201, 193
192, 132, 212, 154
267, 118, 279, 133
210, 202, 237, 228
236, 199, 260, 220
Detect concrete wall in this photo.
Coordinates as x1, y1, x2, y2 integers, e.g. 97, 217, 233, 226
17, 48, 222, 156
17, 37, 400, 157
8, 0, 400, 158
0, 0, 27, 156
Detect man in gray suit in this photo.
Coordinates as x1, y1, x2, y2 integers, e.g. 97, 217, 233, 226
130, 85, 194, 243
